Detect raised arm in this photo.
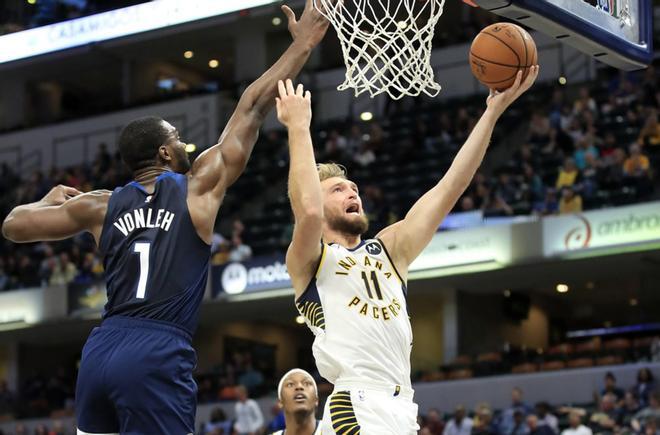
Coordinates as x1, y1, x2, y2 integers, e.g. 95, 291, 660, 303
2, 185, 110, 245
378, 67, 539, 275
276, 80, 323, 298
187, 1, 329, 234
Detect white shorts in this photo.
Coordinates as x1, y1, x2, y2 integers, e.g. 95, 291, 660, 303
320, 380, 419, 435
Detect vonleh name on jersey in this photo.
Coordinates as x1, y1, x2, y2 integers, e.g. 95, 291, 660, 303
113, 207, 175, 237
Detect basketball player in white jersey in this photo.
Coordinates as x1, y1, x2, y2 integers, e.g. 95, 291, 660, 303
270, 369, 321, 435
275, 66, 538, 434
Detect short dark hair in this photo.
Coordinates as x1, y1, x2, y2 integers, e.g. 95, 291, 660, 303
605, 372, 616, 381
118, 116, 170, 172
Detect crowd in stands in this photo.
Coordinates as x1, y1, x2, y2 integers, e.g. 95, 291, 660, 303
1, 65, 659, 289
417, 371, 660, 435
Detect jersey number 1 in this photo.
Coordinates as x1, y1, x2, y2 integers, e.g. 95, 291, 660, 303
133, 242, 150, 299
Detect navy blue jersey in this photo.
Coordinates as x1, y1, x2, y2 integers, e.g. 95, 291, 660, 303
98, 172, 210, 334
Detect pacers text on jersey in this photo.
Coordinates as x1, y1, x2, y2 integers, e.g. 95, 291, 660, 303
113, 207, 175, 236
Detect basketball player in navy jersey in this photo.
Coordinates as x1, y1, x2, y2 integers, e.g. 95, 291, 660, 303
276, 69, 538, 434
1, 2, 330, 434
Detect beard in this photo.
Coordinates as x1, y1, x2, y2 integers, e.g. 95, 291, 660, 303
174, 148, 192, 173
327, 212, 369, 236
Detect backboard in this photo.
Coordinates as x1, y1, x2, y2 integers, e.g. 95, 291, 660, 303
469, 0, 653, 70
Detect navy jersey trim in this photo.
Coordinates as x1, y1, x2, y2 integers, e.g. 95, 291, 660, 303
329, 240, 365, 252
375, 238, 407, 291
295, 241, 325, 305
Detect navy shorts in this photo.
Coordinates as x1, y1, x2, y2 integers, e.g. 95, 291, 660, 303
75, 316, 197, 434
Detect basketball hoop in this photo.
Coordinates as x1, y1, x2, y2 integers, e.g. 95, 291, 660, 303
313, 0, 446, 100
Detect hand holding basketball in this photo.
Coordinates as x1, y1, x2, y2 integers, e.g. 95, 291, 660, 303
486, 65, 539, 117
470, 23, 537, 91
276, 79, 312, 130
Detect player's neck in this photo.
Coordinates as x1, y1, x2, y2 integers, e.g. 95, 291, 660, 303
133, 166, 173, 188
284, 412, 316, 435
323, 229, 362, 250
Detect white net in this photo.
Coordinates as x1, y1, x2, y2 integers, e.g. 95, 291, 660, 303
314, 0, 446, 100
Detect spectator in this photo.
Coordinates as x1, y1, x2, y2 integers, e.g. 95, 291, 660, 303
444, 405, 473, 435
573, 136, 599, 171
621, 391, 641, 427
528, 415, 555, 435
601, 372, 625, 402
234, 385, 264, 435
353, 141, 376, 167
638, 109, 660, 148
229, 235, 253, 263
634, 369, 657, 407
581, 154, 601, 199
561, 412, 593, 435
624, 144, 651, 178
534, 189, 559, 215
602, 148, 627, 189
238, 363, 264, 397
324, 129, 348, 161
559, 187, 582, 215
632, 391, 660, 433
460, 196, 476, 212
590, 394, 621, 435
536, 402, 559, 434
49, 253, 78, 285
500, 388, 533, 435
521, 164, 545, 203
556, 158, 580, 189
203, 407, 234, 435
509, 410, 529, 435
472, 406, 497, 435
425, 408, 445, 435
573, 87, 598, 117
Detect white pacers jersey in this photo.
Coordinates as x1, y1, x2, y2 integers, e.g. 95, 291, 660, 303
296, 239, 413, 388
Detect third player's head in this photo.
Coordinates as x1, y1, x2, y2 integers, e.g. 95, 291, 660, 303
317, 163, 369, 237
278, 369, 318, 418
118, 116, 191, 176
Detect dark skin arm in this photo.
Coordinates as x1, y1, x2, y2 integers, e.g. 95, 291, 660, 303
2, 185, 110, 244
187, 0, 330, 244
2, 1, 330, 246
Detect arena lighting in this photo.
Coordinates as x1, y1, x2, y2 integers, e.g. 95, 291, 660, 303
295, 315, 306, 325
503, 289, 511, 298
183, 50, 194, 59
360, 112, 374, 122
630, 298, 639, 306
27, 0, 36, 4
556, 284, 569, 293
558, 76, 567, 85
0, 0, 279, 64
185, 144, 197, 153
208, 59, 219, 69
272, 17, 282, 26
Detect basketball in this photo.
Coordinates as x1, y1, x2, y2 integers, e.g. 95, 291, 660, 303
469, 22, 537, 91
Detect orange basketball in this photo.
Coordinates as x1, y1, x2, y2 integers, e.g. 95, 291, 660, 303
469, 23, 537, 91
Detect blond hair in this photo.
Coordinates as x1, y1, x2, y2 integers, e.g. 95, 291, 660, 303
317, 163, 347, 182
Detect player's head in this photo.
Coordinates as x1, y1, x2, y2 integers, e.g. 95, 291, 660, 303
317, 163, 368, 236
277, 369, 318, 417
118, 116, 191, 175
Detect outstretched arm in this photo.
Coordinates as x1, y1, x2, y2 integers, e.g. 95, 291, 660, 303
189, 0, 328, 195
187, 0, 330, 243
276, 80, 323, 298
2, 185, 109, 244
378, 67, 539, 276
